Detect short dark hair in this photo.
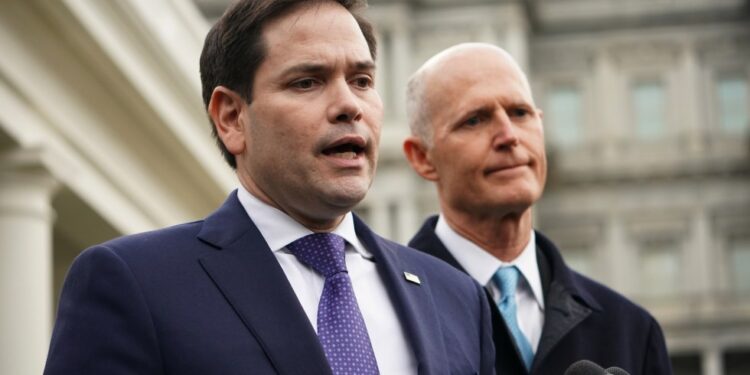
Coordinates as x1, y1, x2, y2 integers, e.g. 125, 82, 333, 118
199, 0, 377, 168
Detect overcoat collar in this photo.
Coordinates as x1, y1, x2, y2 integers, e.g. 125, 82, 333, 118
409, 215, 603, 373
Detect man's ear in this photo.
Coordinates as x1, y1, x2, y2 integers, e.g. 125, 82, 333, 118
208, 86, 248, 155
403, 136, 439, 181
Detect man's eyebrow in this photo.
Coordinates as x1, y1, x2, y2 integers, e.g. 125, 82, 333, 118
353, 60, 376, 71
451, 105, 493, 124
279, 63, 330, 77
279, 60, 376, 77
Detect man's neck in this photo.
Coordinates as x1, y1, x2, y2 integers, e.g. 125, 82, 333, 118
237, 172, 344, 232
441, 207, 533, 262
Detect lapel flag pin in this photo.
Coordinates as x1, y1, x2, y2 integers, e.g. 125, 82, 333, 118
403, 272, 421, 285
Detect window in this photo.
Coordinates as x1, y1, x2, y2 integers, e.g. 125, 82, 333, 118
725, 348, 750, 375
717, 77, 749, 133
670, 353, 701, 375
632, 82, 665, 140
639, 240, 681, 296
728, 236, 750, 293
546, 87, 582, 146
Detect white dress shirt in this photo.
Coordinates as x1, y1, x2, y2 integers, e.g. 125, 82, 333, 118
237, 187, 417, 374
435, 215, 545, 352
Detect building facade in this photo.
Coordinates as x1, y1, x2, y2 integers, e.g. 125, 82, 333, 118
0, 1, 232, 373
353, 1, 750, 374
0, 0, 747, 374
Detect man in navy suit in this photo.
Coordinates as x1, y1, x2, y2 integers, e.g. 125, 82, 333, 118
43, 2, 494, 374
402, 43, 672, 374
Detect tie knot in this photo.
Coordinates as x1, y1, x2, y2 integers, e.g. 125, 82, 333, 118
493, 266, 520, 300
287, 233, 347, 277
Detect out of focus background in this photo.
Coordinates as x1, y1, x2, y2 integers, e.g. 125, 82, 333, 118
0, 0, 748, 373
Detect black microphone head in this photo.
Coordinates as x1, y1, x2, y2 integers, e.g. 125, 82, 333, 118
605, 367, 631, 375
564, 360, 607, 375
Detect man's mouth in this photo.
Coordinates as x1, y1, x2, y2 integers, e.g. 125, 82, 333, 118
322, 137, 366, 160
485, 163, 527, 175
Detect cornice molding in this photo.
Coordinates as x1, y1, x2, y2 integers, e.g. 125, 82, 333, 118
0, 0, 234, 232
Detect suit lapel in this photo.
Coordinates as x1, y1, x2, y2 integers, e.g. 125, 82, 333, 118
533, 281, 591, 368
410, 217, 601, 374
411, 217, 527, 374
532, 234, 599, 372
197, 193, 331, 375
355, 216, 448, 375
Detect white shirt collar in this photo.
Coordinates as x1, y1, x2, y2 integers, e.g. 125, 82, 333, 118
434, 214, 545, 308
236, 186, 371, 258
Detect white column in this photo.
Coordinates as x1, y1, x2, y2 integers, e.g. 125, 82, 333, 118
375, 27, 391, 120
370, 201, 390, 239
605, 214, 629, 293
702, 347, 723, 375
688, 209, 711, 296
477, 24, 498, 46
390, 22, 411, 122
0, 149, 59, 375
397, 196, 419, 244
679, 44, 704, 154
593, 49, 620, 163
501, 5, 529, 72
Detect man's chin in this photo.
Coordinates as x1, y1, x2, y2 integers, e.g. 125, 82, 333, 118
321, 182, 369, 210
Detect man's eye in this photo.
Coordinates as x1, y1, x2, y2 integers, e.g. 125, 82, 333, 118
351, 76, 373, 89
291, 79, 317, 90
464, 115, 482, 127
509, 108, 529, 118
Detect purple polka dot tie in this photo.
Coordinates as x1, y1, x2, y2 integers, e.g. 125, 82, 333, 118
287, 233, 380, 375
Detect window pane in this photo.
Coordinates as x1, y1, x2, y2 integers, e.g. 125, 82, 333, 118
671, 353, 701, 375
632, 82, 665, 139
717, 77, 749, 133
639, 241, 681, 296
729, 237, 750, 293
546, 87, 582, 146
725, 349, 750, 375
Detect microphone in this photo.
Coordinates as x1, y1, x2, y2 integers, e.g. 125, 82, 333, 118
564, 360, 607, 375
605, 367, 630, 375
563, 360, 631, 375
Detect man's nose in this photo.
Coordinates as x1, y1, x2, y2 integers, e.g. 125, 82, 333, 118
491, 110, 520, 150
328, 80, 363, 124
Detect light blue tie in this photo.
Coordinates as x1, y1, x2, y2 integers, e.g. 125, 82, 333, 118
493, 266, 535, 370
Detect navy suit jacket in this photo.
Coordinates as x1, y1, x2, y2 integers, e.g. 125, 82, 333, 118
409, 216, 672, 375
45, 194, 494, 375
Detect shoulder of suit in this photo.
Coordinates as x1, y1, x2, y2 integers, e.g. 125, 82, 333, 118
536, 231, 655, 319
568, 268, 658, 322
85, 220, 206, 259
